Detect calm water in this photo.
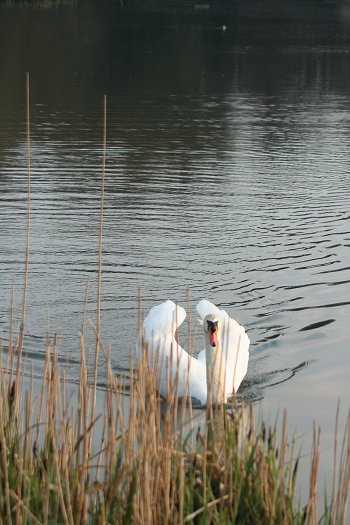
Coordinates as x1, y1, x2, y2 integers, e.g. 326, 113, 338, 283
0, 0, 349, 488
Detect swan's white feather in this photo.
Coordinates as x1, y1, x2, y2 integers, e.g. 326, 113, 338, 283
139, 299, 249, 406
143, 300, 186, 341
196, 299, 221, 319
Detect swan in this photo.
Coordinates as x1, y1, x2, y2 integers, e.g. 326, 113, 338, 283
138, 299, 250, 406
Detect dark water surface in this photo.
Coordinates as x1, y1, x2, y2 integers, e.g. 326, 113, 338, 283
0, 0, 350, 488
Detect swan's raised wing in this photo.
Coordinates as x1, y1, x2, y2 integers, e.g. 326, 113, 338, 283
140, 300, 186, 370
196, 299, 250, 395
143, 300, 186, 342
139, 300, 207, 404
196, 299, 221, 324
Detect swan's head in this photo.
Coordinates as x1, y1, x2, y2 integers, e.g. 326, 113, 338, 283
203, 314, 220, 348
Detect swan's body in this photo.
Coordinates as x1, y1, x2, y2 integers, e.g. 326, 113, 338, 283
138, 300, 250, 406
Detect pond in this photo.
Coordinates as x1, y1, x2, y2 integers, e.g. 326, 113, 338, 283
0, 0, 349, 495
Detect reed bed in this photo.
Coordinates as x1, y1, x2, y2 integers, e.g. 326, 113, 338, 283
0, 332, 349, 525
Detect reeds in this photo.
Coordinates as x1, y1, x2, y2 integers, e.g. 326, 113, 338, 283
0, 338, 349, 524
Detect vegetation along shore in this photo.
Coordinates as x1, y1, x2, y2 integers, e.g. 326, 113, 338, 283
0, 333, 349, 524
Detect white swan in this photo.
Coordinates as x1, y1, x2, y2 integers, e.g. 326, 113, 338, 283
138, 299, 250, 406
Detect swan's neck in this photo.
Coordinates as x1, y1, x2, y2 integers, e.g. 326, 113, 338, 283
205, 342, 226, 405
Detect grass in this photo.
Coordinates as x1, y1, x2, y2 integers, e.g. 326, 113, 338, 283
0, 75, 349, 524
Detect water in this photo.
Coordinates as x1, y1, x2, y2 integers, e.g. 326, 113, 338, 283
0, 0, 349, 491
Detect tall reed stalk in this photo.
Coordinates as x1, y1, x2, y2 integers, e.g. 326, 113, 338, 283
13, 72, 31, 418
89, 94, 107, 471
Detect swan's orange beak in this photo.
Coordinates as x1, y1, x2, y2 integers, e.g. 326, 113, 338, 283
209, 330, 219, 347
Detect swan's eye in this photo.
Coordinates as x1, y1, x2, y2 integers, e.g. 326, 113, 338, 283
207, 320, 218, 333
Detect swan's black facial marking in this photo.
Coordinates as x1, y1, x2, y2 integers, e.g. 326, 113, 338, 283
207, 320, 218, 333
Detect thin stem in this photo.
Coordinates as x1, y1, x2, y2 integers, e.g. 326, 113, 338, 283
90, 94, 107, 441
15, 72, 31, 415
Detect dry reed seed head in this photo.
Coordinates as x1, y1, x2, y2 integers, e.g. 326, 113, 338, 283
9, 381, 15, 407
